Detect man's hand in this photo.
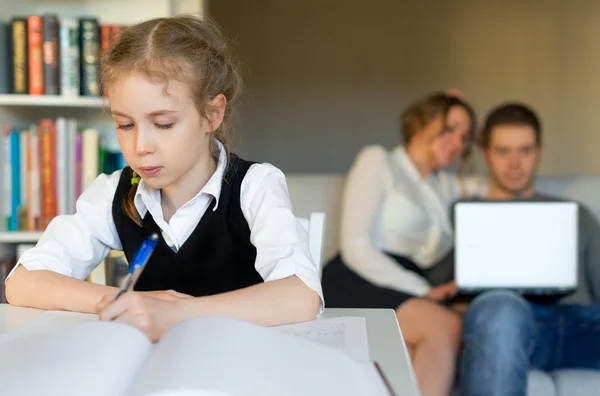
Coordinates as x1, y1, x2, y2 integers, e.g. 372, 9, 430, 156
425, 281, 457, 302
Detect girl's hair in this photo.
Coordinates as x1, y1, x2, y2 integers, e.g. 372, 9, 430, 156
100, 15, 242, 227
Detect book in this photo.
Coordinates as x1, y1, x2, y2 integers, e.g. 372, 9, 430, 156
59, 18, 80, 97
0, 23, 9, 94
0, 314, 394, 396
10, 18, 28, 94
42, 14, 60, 95
79, 18, 100, 96
27, 16, 43, 95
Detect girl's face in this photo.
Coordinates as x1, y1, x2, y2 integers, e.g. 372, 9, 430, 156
109, 73, 223, 194
430, 105, 472, 168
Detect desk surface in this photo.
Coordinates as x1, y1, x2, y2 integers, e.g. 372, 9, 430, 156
0, 305, 420, 396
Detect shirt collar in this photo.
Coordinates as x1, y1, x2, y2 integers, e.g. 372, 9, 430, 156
392, 145, 424, 182
133, 139, 228, 217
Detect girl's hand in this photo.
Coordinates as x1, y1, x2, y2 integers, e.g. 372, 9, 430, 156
97, 290, 193, 342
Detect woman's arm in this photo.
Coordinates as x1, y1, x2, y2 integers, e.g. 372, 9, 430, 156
5, 172, 123, 312
341, 145, 431, 295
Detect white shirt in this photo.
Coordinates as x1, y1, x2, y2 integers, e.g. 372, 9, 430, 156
340, 145, 487, 296
8, 142, 324, 313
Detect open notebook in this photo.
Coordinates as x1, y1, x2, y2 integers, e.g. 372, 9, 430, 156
0, 313, 395, 396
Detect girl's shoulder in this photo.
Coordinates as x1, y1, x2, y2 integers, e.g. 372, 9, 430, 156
76, 169, 125, 207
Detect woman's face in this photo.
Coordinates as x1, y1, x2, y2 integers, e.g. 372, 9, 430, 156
430, 105, 472, 168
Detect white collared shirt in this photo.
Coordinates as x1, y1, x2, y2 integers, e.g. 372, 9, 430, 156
8, 142, 324, 313
340, 145, 487, 296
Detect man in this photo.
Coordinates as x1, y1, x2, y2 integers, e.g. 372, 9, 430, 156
458, 103, 600, 396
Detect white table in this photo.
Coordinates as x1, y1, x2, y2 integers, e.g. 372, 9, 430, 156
0, 304, 420, 396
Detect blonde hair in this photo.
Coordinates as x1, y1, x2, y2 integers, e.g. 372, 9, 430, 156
401, 92, 478, 197
100, 15, 242, 226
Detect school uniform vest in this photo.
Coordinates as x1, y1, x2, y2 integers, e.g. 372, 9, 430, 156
111, 155, 264, 297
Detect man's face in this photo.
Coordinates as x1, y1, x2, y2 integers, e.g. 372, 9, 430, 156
483, 124, 542, 196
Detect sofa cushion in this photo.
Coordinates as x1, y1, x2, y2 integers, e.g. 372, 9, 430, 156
551, 369, 600, 396
528, 369, 557, 396
285, 173, 600, 268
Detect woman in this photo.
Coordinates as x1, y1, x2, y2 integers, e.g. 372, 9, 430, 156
321, 92, 485, 396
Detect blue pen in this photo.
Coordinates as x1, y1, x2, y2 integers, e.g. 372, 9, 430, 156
114, 233, 159, 300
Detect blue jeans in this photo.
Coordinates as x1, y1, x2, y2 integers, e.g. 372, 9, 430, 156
459, 290, 600, 396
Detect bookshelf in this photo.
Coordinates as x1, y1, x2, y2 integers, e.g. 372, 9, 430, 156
0, 232, 44, 244
0, 95, 106, 108
0, 0, 207, 285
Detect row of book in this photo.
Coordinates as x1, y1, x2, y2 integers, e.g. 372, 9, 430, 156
3, 119, 126, 232
0, 15, 124, 97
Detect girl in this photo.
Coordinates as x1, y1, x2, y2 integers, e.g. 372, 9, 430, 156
5, 15, 323, 342
321, 92, 486, 396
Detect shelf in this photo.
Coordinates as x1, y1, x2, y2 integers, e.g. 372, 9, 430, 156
0, 95, 107, 108
0, 232, 44, 243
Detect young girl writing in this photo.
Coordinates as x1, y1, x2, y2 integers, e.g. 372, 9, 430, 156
5, 15, 323, 342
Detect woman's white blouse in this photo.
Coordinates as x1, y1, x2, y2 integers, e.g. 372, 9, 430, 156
340, 145, 486, 296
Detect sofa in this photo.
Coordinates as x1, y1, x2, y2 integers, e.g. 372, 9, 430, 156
285, 173, 600, 396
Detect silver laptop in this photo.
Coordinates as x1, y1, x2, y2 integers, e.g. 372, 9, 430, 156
454, 201, 578, 296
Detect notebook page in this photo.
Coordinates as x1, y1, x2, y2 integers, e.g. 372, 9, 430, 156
129, 316, 390, 396
0, 311, 98, 344
0, 321, 152, 396
274, 316, 370, 362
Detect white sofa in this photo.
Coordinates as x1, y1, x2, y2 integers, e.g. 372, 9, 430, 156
286, 173, 600, 396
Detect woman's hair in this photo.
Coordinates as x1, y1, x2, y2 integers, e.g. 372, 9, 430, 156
400, 92, 478, 195
100, 15, 242, 227
400, 92, 476, 153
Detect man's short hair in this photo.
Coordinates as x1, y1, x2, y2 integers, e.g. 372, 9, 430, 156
480, 103, 542, 148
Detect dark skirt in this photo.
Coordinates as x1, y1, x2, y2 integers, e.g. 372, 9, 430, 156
321, 252, 425, 309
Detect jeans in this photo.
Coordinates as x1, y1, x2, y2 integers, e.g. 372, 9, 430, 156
459, 290, 600, 396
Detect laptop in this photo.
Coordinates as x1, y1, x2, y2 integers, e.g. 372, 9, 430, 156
453, 201, 578, 298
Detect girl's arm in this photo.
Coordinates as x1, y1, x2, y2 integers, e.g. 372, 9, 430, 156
99, 274, 318, 342
5, 172, 124, 312
6, 267, 118, 313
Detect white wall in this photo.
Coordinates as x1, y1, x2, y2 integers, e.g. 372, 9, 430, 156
211, 0, 600, 176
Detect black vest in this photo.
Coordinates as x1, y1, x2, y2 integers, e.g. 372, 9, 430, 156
111, 155, 264, 296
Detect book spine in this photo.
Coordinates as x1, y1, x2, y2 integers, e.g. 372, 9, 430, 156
39, 119, 55, 230
27, 16, 43, 95
11, 18, 28, 94
42, 14, 59, 95
3, 127, 12, 230
0, 23, 10, 94
79, 18, 100, 96
67, 120, 77, 214
56, 118, 68, 216
60, 19, 80, 98
19, 130, 28, 230
82, 129, 98, 190
9, 130, 21, 232
110, 25, 121, 47
100, 24, 110, 58
75, 132, 82, 200
29, 125, 40, 231
25, 130, 33, 231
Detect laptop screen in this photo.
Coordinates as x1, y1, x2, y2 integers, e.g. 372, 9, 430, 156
454, 201, 578, 292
